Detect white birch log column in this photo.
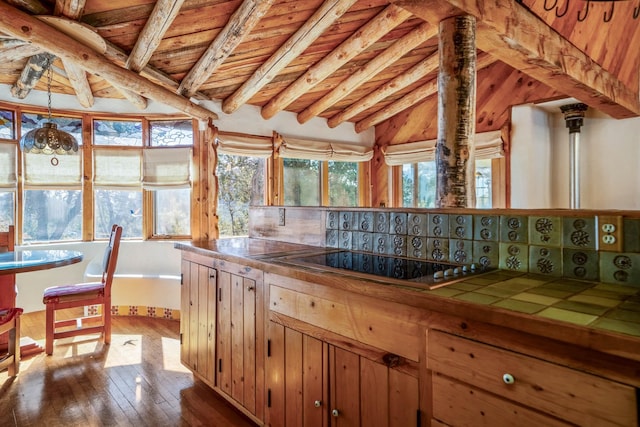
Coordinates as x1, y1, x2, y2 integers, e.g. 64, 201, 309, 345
436, 15, 477, 208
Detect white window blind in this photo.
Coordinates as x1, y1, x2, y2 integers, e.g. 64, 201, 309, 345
382, 130, 504, 166
24, 151, 82, 189
94, 148, 142, 189
0, 142, 16, 189
142, 147, 192, 189
217, 132, 272, 158
279, 135, 373, 162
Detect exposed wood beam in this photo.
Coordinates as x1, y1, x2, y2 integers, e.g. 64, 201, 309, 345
0, 39, 41, 62
355, 53, 497, 132
221, 0, 358, 114
0, 3, 217, 121
126, 0, 186, 73
177, 0, 276, 98
6, 0, 50, 14
11, 52, 55, 99
261, 4, 412, 120
54, 0, 86, 20
62, 60, 93, 107
391, 0, 640, 119
297, 21, 438, 124
327, 51, 440, 128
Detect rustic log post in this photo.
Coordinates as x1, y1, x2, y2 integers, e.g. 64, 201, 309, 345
435, 15, 477, 208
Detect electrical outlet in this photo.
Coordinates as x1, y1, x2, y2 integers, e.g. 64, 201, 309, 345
598, 215, 623, 251
278, 208, 285, 226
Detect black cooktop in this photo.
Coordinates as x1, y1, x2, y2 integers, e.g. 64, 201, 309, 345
282, 250, 491, 287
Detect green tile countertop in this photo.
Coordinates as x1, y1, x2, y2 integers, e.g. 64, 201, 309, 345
421, 271, 640, 338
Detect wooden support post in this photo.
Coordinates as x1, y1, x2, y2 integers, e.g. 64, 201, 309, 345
436, 15, 477, 208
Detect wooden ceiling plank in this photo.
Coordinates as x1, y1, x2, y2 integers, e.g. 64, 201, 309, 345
327, 50, 439, 128
62, 60, 93, 108
355, 53, 498, 132
6, 0, 51, 15
392, 0, 640, 119
10, 52, 55, 99
0, 40, 42, 62
261, 4, 412, 120
296, 21, 437, 124
0, 2, 217, 121
125, 0, 186, 73
177, 0, 277, 98
55, 0, 87, 20
221, 0, 359, 114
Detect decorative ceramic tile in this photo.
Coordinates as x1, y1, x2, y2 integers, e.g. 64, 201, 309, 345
372, 255, 390, 276
562, 217, 596, 250
528, 216, 562, 247
472, 241, 499, 268
353, 253, 372, 273
599, 252, 640, 287
492, 299, 545, 314
338, 230, 352, 250
390, 234, 407, 257
326, 230, 339, 248
358, 211, 374, 232
563, 248, 599, 282
407, 236, 427, 259
407, 213, 428, 237
449, 239, 473, 265
427, 213, 449, 238
389, 212, 408, 235
337, 251, 353, 269
473, 215, 499, 242
499, 215, 528, 243
528, 245, 562, 277
449, 214, 473, 240
374, 212, 389, 234
373, 233, 389, 255
499, 243, 529, 272
326, 211, 339, 230
427, 238, 449, 262
353, 232, 374, 253
623, 218, 640, 253
338, 211, 355, 231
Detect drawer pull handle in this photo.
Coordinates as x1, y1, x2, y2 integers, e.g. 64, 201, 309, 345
332, 409, 339, 417
502, 373, 515, 384
314, 400, 322, 408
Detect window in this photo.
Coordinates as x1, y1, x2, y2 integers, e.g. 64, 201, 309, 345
0, 141, 16, 231
475, 159, 492, 209
95, 189, 142, 239
94, 120, 142, 146
328, 161, 358, 206
0, 191, 14, 232
283, 158, 320, 206
0, 109, 14, 139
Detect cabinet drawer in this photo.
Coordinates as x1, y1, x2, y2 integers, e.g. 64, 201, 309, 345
427, 330, 638, 427
432, 373, 571, 427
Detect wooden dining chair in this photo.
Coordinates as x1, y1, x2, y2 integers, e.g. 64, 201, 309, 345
0, 307, 22, 376
42, 224, 122, 355
0, 225, 15, 253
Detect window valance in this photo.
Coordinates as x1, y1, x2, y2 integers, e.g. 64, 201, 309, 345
0, 142, 16, 189
94, 148, 142, 189
24, 151, 82, 189
216, 132, 272, 158
143, 147, 192, 189
382, 130, 504, 166
279, 135, 373, 162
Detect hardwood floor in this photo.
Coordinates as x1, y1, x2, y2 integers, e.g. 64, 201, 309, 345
0, 311, 258, 427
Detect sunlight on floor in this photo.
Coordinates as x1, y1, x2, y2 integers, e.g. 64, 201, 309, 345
162, 336, 190, 373
103, 333, 143, 367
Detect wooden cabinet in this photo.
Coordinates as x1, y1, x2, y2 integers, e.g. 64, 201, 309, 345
427, 329, 638, 427
180, 254, 216, 385
215, 259, 265, 422
266, 322, 420, 427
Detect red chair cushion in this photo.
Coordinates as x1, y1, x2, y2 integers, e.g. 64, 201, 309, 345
43, 282, 105, 304
0, 307, 23, 325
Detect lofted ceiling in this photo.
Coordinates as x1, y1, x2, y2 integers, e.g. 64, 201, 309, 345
0, 0, 638, 136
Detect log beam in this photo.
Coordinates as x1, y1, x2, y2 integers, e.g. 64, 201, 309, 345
177, 0, 276, 98
10, 52, 55, 99
0, 39, 41, 62
391, 0, 640, 119
261, 4, 412, 120
54, 0, 86, 20
62, 60, 93, 107
0, 2, 218, 121
435, 15, 476, 208
297, 21, 438, 124
221, 0, 358, 114
126, 0, 185, 73
6, 0, 50, 14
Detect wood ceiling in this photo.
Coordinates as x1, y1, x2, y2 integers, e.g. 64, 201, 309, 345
0, 0, 639, 137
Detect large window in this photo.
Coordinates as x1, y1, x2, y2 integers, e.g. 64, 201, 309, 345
217, 154, 265, 237
282, 159, 360, 207
328, 161, 358, 206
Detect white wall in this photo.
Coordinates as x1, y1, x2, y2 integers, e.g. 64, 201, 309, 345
511, 101, 640, 210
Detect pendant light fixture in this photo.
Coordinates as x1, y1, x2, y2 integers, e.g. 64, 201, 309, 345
19, 57, 79, 166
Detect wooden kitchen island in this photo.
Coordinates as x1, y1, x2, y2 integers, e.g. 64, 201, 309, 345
175, 237, 640, 427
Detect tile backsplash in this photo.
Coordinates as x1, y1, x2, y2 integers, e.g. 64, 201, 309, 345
320, 209, 640, 288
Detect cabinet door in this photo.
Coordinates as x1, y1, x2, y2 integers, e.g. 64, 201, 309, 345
217, 270, 258, 414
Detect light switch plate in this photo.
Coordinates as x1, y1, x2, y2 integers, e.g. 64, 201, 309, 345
597, 215, 623, 252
